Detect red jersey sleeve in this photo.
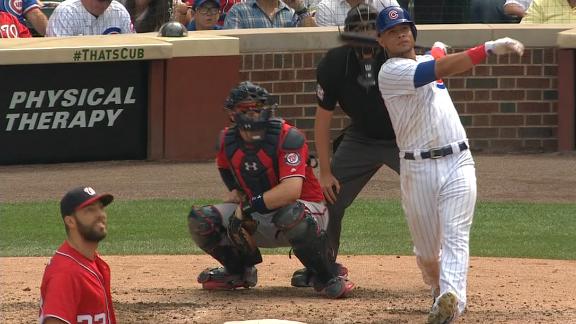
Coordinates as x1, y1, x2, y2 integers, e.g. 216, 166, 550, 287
278, 126, 307, 181
17, 18, 31, 38
216, 129, 229, 169
40, 272, 81, 323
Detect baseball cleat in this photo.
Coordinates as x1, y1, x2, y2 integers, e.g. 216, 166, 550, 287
313, 276, 355, 299
290, 263, 348, 288
426, 291, 458, 324
197, 266, 257, 290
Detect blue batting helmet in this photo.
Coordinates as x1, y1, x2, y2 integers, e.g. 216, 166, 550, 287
376, 6, 417, 40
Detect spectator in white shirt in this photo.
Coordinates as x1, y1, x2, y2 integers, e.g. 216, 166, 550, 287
47, 0, 134, 36
315, 0, 399, 26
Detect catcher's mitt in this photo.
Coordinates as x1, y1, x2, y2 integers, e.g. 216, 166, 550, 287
228, 203, 262, 265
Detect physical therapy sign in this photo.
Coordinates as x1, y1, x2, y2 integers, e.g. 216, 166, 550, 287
0, 61, 148, 164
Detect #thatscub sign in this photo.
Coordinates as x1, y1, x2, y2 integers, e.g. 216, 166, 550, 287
0, 62, 148, 164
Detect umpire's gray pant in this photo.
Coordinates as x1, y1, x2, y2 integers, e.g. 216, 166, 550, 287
328, 128, 400, 257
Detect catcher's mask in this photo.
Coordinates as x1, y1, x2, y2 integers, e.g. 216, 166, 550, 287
344, 4, 380, 90
225, 81, 275, 135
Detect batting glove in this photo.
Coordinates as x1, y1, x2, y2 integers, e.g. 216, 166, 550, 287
485, 37, 524, 56
430, 41, 449, 59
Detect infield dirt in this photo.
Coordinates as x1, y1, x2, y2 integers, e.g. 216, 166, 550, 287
1, 153, 576, 323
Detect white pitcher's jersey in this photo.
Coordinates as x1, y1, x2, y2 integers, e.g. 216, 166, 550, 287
378, 55, 468, 151
47, 0, 134, 36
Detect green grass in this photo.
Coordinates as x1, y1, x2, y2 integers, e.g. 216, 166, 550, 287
1, 199, 575, 259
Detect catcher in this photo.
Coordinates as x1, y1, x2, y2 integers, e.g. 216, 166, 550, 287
187, 81, 354, 298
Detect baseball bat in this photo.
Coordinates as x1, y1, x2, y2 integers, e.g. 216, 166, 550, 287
338, 31, 428, 50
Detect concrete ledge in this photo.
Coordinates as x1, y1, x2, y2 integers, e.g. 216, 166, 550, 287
212, 24, 576, 52
214, 27, 341, 52
2, 24, 576, 65
149, 32, 240, 57
0, 35, 172, 65
488, 24, 575, 47
557, 27, 576, 48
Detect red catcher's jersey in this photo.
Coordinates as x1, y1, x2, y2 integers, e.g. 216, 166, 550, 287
0, 12, 31, 38
217, 121, 324, 203
39, 241, 116, 324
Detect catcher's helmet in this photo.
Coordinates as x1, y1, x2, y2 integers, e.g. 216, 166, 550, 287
158, 21, 188, 37
376, 6, 417, 40
225, 81, 274, 132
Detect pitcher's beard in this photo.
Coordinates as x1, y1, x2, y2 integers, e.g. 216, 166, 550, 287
77, 220, 107, 242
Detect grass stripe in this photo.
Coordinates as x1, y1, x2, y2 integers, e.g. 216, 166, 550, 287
1, 199, 574, 259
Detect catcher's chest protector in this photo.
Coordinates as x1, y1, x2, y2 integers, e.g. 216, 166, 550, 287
224, 119, 283, 197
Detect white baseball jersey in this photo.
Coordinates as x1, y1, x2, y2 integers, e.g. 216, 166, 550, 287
46, 0, 134, 36
378, 54, 468, 151
378, 54, 477, 315
315, 0, 399, 26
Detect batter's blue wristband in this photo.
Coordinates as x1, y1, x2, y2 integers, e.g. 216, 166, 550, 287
250, 194, 272, 214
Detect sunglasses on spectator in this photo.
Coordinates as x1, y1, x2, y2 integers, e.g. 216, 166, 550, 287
96, 0, 113, 3
196, 7, 220, 15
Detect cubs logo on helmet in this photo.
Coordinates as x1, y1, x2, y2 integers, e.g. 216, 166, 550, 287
376, 6, 417, 40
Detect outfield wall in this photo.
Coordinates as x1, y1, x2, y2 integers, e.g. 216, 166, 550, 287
0, 25, 574, 164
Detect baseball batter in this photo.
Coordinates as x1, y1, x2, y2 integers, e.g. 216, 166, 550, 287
46, 0, 134, 36
39, 186, 116, 324
375, 6, 524, 324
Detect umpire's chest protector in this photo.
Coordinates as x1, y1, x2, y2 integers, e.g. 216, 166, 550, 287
223, 119, 284, 197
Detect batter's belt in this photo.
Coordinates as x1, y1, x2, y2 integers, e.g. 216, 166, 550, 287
401, 141, 468, 160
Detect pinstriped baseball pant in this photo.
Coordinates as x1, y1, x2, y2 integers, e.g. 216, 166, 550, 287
400, 149, 476, 314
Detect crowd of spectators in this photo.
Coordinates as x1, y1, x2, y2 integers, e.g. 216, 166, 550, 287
1, 0, 576, 38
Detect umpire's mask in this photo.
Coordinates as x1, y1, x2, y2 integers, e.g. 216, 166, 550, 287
344, 4, 380, 90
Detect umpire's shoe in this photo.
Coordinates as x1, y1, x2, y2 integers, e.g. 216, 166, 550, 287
426, 291, 458, 324
197, 266, 257, 290
291, 263, 348, 288
313, 276, 354, 299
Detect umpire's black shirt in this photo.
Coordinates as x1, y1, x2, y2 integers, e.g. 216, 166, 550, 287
316, 46, 396, 140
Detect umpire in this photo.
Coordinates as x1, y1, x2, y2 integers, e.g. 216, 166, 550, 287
291, 3, 400, 287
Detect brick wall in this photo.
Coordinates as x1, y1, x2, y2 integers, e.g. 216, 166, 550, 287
239, 48, 559, 154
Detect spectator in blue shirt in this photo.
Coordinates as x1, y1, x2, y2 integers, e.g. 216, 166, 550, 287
187, 0, 223, 30
1, 0, 48, 35
223, 0, 316, 28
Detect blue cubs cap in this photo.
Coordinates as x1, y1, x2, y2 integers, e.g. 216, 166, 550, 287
376, 6, 417, 39
60, 186, 114, 217
192, 0, 220, 9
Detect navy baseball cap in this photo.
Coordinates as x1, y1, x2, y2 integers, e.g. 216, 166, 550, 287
60, 186, 114, 217
192, 0, 220, 9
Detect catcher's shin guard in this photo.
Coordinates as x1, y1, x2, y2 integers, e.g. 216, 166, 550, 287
188, 205, 254, 274
272, 202, 346, 292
